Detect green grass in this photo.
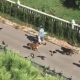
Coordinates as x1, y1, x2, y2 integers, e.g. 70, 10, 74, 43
11, 0, 80, 23
0, 12, 28, 26
0, 50, 64, 80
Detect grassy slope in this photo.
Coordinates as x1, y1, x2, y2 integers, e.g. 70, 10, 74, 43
0, 50, 64, 80
12, 0, 80, 22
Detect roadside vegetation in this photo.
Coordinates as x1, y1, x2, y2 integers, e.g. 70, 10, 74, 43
0, 50, 64, 80
12, 0, 80, 22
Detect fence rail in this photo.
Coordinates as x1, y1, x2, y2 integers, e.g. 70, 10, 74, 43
0, 0, 80, 45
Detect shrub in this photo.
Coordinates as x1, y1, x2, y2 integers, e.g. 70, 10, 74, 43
0, 50, 64, 80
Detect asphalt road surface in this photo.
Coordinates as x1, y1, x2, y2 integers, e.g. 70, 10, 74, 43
0, 22, 80, 80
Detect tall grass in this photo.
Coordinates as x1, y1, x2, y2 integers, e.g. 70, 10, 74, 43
0, 50, 64, 80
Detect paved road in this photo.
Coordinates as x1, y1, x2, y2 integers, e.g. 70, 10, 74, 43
0, 22, 80, 80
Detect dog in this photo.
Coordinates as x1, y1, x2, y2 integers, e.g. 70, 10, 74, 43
61, 47, 74, 55
27, 42, 39, 51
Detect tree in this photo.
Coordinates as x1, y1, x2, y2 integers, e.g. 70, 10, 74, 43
61, 0, 80, 9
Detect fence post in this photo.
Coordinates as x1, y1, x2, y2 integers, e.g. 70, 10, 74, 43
72, 19, 75, 29
17, 0, 20, 8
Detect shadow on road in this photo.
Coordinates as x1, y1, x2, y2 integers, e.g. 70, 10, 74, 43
0, 28, 3, 30
56, 49, 64, 55
23, 45, 30, 49
25, 34, 38, 43
73, 62, 80, 67
37, 55, 46, 60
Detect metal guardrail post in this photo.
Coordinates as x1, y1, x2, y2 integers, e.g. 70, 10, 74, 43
17, 0, 20, 8
72, 19, 75, 29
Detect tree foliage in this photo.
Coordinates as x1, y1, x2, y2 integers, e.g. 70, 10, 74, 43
61, 0, 80, 9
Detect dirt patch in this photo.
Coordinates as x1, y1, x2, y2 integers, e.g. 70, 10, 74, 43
0, 16, 80, 53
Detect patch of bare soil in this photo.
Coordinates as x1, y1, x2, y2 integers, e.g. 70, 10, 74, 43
0, 16, 80, 54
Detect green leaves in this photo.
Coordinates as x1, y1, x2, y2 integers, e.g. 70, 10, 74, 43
0, 67, 11, 80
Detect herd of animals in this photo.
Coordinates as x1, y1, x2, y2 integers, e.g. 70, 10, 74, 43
0, 41, 76, 80
26, 41, 79, 57
25, 41, 75, 80
25, 41, 79, 80
0, 41, 79, 80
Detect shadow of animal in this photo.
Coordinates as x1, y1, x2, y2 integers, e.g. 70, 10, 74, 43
56, 49, 64, 54
37, 55, 46, 60
0, 28, 3, 30
25, 34, 38, 43
24, 57, 28, 58
23, 45, 31, 49
2, 41, 6, 45
73, 62, 80, 67
49, 50, 57, 56
57, 72, 63, 76
67, 76, 72, 80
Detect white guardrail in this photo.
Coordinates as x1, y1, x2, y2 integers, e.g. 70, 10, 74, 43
6, 0, 80, 28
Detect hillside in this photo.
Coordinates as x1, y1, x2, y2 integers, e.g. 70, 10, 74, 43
12, 0, 80, 23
